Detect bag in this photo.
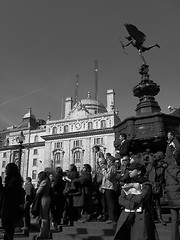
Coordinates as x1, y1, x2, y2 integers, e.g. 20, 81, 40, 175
31, 194, 41, 218
152, 182, 161, 195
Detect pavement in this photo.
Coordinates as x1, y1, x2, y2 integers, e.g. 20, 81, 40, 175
9, 214, 174, 240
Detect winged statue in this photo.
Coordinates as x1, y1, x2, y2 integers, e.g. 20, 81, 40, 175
119, 23, 160, 64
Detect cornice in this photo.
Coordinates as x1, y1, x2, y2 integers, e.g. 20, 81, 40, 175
42, 128, 114, 141
0, 141, 45, 151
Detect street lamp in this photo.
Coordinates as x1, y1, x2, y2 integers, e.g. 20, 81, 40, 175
16, 131, 25, 171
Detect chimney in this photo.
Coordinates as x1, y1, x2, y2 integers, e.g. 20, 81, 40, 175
64, 97, 73, 118
106, 89, 115, 112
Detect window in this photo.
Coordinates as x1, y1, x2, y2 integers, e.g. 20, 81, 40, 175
52, 127, 57, 134
32, 170, 37, 180
54, 141, 63, 149
100, 120, 106, 128
88, 122, 93, 130
73, 140, 82, 147
33, 158, 37, 166
34, 135, 38, 142
2, 161, 6, 168
54, 152, 62, 164
33, 149, 38, 155
73, 151, 82, 172
64, 125, 68, 133
94, 137, 104, 145
3, 152, 6, 158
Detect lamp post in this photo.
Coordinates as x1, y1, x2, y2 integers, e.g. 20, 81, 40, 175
17, 131, 25, 171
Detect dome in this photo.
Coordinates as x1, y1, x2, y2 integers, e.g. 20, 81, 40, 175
23, 108, 36, 119
78, 92, 107, 114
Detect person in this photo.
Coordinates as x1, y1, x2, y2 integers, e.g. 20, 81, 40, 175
165, 131, 180, 166
23, 177, 35, 231
1, 163, 25, 240
117, 133, 130, 159
51, 167, 65, 230
113, 162, 159, 240
79, 164, 93, 222
164, 145, 180, 240
35, 171, 51, 239
145, 153, 166, 225
94, 146, 104, 171
101, 156, 118, 224
62, 164, 79, 223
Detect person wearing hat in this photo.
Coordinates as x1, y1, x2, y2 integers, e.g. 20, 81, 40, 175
113, 161, 159, 240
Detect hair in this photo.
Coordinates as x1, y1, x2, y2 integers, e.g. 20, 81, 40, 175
94, 146, 100, 151
83, 164, 92, 173
168, 131, 176, 137
69, 164, 77, 172
5, 162, 23, 186
120, 133, 127, 139
106, 153, 111, 158
108, 156, 115, 163
26, 177, 32, 182
56, 166, 63, 175
38, 171, 49, 183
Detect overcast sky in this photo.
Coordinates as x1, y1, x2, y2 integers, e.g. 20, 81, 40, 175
0, 0, 179, 130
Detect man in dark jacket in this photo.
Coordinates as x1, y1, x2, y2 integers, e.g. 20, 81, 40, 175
165, 152, 180, 240
165, 131, 180, 166
117, 133, 130, 159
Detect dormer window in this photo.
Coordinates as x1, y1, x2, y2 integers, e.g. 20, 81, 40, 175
52, 127, 57, 134
64, 125, 68, 133
100, 120, 106, 128
88, 122, 93, 130
34, 135, 38, 142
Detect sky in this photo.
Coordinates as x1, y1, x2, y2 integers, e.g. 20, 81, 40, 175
0, 0, 180, 130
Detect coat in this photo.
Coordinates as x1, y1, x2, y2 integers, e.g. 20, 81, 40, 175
36, 179, 51, 213
113, 177, 159, 240
165, 163, 180, 208
118, 140, 130, 158
165, 137, 180, 166
1, 177, 25, 224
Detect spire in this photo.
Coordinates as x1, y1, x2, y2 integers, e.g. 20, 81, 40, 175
47, 112, 51, 121
87, 91, 91, 99
94, 60, 98, 100
74, 74, 79, 105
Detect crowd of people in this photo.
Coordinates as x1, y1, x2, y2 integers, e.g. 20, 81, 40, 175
0, 131, 180, 240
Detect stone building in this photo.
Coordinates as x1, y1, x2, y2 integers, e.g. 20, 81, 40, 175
0, 90, 120, 186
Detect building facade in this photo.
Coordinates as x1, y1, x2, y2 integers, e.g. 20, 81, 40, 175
0, 89, 120, 186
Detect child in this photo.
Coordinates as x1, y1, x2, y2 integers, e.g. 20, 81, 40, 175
113, 162, 159, 240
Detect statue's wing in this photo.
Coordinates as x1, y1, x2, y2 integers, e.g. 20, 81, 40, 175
124, 23, 146, 44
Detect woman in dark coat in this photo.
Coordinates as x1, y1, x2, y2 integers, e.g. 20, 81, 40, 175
1, 163, 24, 240
113, 162, 159, 240
50, 167, 65, 229
63, 164, 79, 222
79, 164, 93, 222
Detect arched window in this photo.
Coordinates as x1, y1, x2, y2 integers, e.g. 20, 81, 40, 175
52, 127, 57, 134
32, 170, 37, 180
34, 135, 38, 142
100, 120, 106, 128
73, 151, 82, 172
54, 152, 62, 164
88, 122, 93, 130
64, 125, 68, 133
